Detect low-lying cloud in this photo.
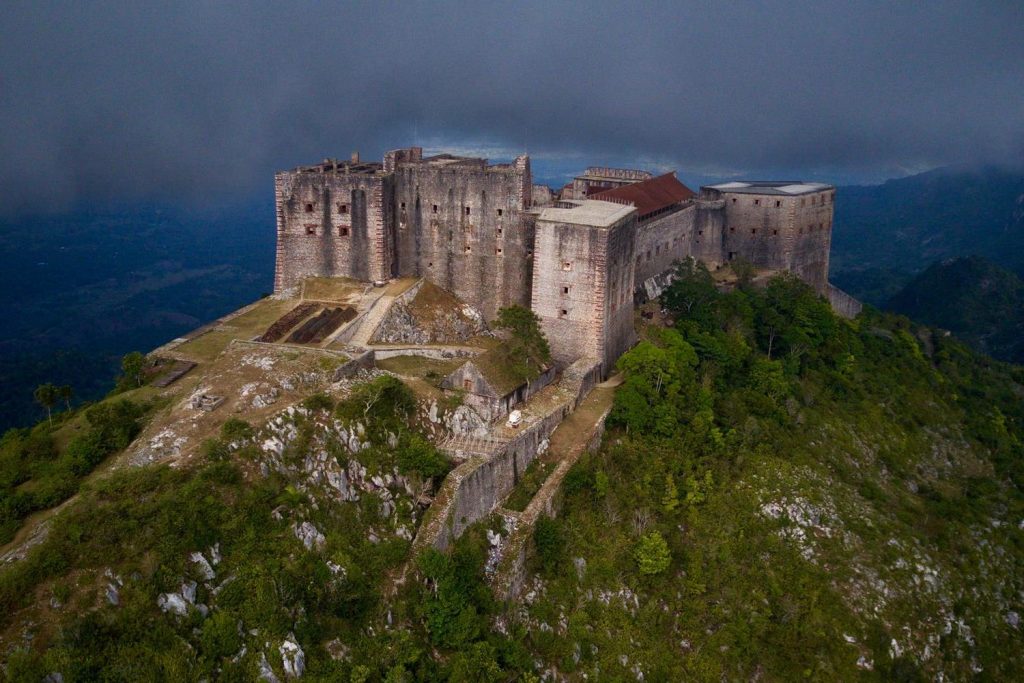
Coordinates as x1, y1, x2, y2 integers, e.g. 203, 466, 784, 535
1, 1, 1022, 212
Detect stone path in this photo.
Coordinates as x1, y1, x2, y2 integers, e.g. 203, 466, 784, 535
491, 375, 619, 599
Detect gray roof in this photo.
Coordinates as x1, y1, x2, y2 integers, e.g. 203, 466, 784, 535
704, 181, 833, 196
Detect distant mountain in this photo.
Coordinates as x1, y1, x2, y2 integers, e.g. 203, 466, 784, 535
0, 201, 274, 430
830, 165, 1024, 303
884, 256, 1024, 364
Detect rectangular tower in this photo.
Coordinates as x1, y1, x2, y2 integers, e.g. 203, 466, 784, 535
274, 156, 394, 292
531, 200, 637, 375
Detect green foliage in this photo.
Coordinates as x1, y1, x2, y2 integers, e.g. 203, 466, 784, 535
634, 531, 671, 575
33, 383, 59, 424
220, 417, 253, 443
395, 434, 449, 480
494, 305, 552, 383
336, 375, 414, 429
0, 398, 146, 543
302, 391, 335, 412
533, 516, 564, 574
117, 351, 146, 391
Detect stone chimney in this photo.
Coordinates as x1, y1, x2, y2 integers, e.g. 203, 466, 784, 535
351, 151, 360, 164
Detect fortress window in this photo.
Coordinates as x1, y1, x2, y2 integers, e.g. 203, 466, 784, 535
339, 226, 349, 237
497, 208, 503, 216
732, 198, 737, 204
400, 202, 406, 210
751, 229, 757, 234
562, 261, 572, 271
496, 247, 503, 255
773, 229, 778, 235
559, 309, 568, 318
305, 225, 316, 235
562, 286, 570, 294
428, 261, 433, 267
465, 206, 471, 216
776, 200, 781, 207
305, 203, 314, 213
497, 227, 503, 237
754, 199, 760, 206
338, 203, 348, 214
432, 204, 438, 213
465, 245, 472, 253
730, 227, 735, 233
698, 230, 703, 236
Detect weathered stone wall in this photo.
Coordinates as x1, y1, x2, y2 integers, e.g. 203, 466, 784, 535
442, 363, 558, 422
274, 169, 393, 291
413, 358, 601, 552
532, 209, 636, 375
392, 156, 533, 321
828, 283, 863, 319
633, 203, 697, 285
711, 187, 834, 294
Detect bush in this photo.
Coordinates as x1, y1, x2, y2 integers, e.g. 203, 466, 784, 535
302, 392, 335, 413
220, 418, 253, 443
634, 530, 671, 575
533, 516, 564, 574
396, 434, 449, 479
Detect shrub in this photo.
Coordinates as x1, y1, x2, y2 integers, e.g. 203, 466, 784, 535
634, 530, 671, 575
220, 418, 253, 443
302, 392, 335, 413
533, 516, 564, 574
396, 434, 449, 479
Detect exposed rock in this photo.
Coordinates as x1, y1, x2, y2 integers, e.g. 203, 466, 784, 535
190, 551, 216, 581
258, 652, 280, 683
573, 557, 587, 581
293, 522, 326, 551
157, 592, 189, 616
280, 633, 305, 678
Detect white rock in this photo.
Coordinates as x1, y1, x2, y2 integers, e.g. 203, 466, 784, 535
208, 543, 222, 565
181, 580, 197, 604
258, 652, 280, 683
280, 633, 305, 678
1006, 611, 1020, 628
157, 592, 189, 616
190, 552, 216, 581
293, 522, 326, 551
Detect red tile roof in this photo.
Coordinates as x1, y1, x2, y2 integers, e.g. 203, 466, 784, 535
591, 172, 695, 219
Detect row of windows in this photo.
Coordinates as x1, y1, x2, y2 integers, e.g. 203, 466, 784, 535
734, 193, 834, 208
303, 201, 508, 217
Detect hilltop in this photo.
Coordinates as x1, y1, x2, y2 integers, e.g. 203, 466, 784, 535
0, 268, 1021, 680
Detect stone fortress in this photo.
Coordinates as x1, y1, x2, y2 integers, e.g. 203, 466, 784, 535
274, 146, 859, 375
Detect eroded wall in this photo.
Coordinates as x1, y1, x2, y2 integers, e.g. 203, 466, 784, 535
274, 170, 393, 291
392, 157, 533, 321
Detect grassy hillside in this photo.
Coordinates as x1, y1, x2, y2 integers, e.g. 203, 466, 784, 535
1, 266, 1022, 681
887, 256, 1024, 364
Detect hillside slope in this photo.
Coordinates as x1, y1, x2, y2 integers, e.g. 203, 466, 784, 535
831, 165, 1024, 278
1, 268, 1022, 680
887, 256, 1024, 364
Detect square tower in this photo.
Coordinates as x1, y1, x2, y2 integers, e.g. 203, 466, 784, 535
531, 200, 637, 375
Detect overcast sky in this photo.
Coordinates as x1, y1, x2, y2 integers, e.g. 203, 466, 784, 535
2, 0, 1022, 212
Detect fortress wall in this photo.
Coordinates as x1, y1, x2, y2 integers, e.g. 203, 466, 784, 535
393, 157, 533, 321
717, 188, 834, 294
633, 204, 697, 285
273, 171, 392, 291
828, 284, 863, 319
601, 216, 638, 373
692, 198, 726, 268
532, 211, 636, 374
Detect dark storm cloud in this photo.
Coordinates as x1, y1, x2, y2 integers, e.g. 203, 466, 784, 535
1, 0, 1022, 211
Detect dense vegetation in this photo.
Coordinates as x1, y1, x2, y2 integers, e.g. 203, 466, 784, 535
511, 262, 1024, 680
887, 255, 1024, 364
3, 263, 1023, 680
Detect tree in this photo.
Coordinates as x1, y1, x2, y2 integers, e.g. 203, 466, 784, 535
57, 384, 74, 412
33, 383, 59, 425
494, 305, 552, 382
120, 352, 146, 388
634, 530, 671, 575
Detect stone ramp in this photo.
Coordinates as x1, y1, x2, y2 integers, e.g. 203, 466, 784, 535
438, 433, 509, 460
491, 377, 618, 600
